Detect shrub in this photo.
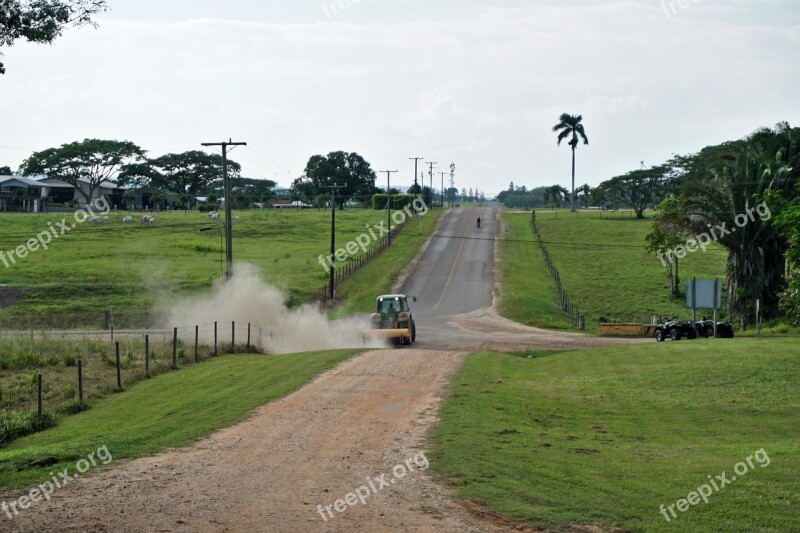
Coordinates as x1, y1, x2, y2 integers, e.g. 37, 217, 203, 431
0, 411, 54, 444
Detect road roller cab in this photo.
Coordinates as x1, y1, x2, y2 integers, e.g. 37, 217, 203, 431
365, 294, 417, 346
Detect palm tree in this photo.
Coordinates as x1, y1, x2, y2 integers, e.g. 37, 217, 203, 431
553, 113, 589, 212
673, 124, 797, 328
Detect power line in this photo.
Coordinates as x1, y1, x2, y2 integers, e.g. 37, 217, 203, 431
201, 139, 247, 280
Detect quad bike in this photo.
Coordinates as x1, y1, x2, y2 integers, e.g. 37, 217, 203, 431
654, 317, 698, 342
694, 316, 735, 338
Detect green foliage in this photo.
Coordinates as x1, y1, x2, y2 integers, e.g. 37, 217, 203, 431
0, 0, 107, 74
0, 411, 54, 445
432, 341, 800, 532
645, 196, 689, 297
293, 151, 379, 208
596, 165, 668, 219
20, 138, 145, 204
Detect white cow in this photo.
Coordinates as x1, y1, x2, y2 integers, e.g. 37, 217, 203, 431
141, 216, 156, 224
208, 212, 219, 220
122, 216, 133, 223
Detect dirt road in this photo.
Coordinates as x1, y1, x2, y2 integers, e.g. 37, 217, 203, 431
7, 349, 517, 533
5, 208, 643, 532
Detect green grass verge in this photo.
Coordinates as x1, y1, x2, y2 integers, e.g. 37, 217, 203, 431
0, 349, 363, 490
499, 211, 727, 331
430, 339, 800, 532
331, 208, 447, 318
496, 212, 576, 331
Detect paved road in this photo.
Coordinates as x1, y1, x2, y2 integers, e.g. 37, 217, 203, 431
403, 206, 643, 351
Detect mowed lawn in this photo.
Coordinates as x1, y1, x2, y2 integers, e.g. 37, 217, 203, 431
500, 211, 728, 330
0, 208, 441, 327
430, 339, 800, 532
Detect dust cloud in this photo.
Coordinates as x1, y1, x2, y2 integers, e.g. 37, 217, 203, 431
165, 264, 386, 354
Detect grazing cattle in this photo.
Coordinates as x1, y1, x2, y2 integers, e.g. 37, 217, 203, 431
88, 216, 102, 223
141, 216, 156, 224
122, 216, 133, 223
102, 216, 110, 223
208, 212, 219, 220
232, 216, 241, 223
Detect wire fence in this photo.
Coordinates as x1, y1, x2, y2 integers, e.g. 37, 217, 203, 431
531, 212, 586, 330
0, 320, 283, 444
318, 210, 416, 302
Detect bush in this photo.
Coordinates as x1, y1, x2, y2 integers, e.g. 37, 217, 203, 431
0, 411, 54, 445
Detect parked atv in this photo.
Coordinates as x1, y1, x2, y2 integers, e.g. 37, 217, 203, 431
654, 317, 698, 342
694, 317, 735, 338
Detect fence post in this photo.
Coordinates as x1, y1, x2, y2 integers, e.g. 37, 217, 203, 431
78, 359, 84, 405
214, 321, 218, 356
231, 321, 236, 353
247, 323, 251, 351
145, 335, 150, 378
172, 327, 178, 369
115, 342, 122, 390
37, 373, 43, 418
195, 325, 199, 362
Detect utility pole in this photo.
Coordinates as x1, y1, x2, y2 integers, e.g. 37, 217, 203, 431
201, 139, 247, 280
322, 183, 345, 300
439, 172, 448, 208
449, 162, 455, 207
409, 157, 424, 202
427, 162, 437, 208
381, 170, 398, 244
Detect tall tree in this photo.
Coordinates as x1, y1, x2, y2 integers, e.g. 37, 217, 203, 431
0, 0, 107, 74
670, 125, 797, 327
552, 113, 589, 212
0, 165, 12, 174
293, 151, 377, 209
21, 139, 145, 205
645, 197, 688, 298
600, 165, 666, 219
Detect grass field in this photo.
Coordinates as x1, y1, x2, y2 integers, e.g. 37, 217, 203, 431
0, 348, 363, 490
498, 210, 728, 331
430, 340, 800, 532
496, 213, 581, 331
0, 207, 443, 328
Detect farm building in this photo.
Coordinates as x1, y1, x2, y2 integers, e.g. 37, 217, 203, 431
0, 175, 46, 212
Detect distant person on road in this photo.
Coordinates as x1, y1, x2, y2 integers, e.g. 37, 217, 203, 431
477, 217, 481, 228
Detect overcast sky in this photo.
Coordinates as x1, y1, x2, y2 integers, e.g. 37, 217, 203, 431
1, 0, 798, 194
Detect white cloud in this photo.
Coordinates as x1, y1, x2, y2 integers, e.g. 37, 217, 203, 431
0, 1, 798, 193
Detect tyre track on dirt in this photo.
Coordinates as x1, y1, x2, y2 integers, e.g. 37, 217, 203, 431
8, 349, 516, 533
